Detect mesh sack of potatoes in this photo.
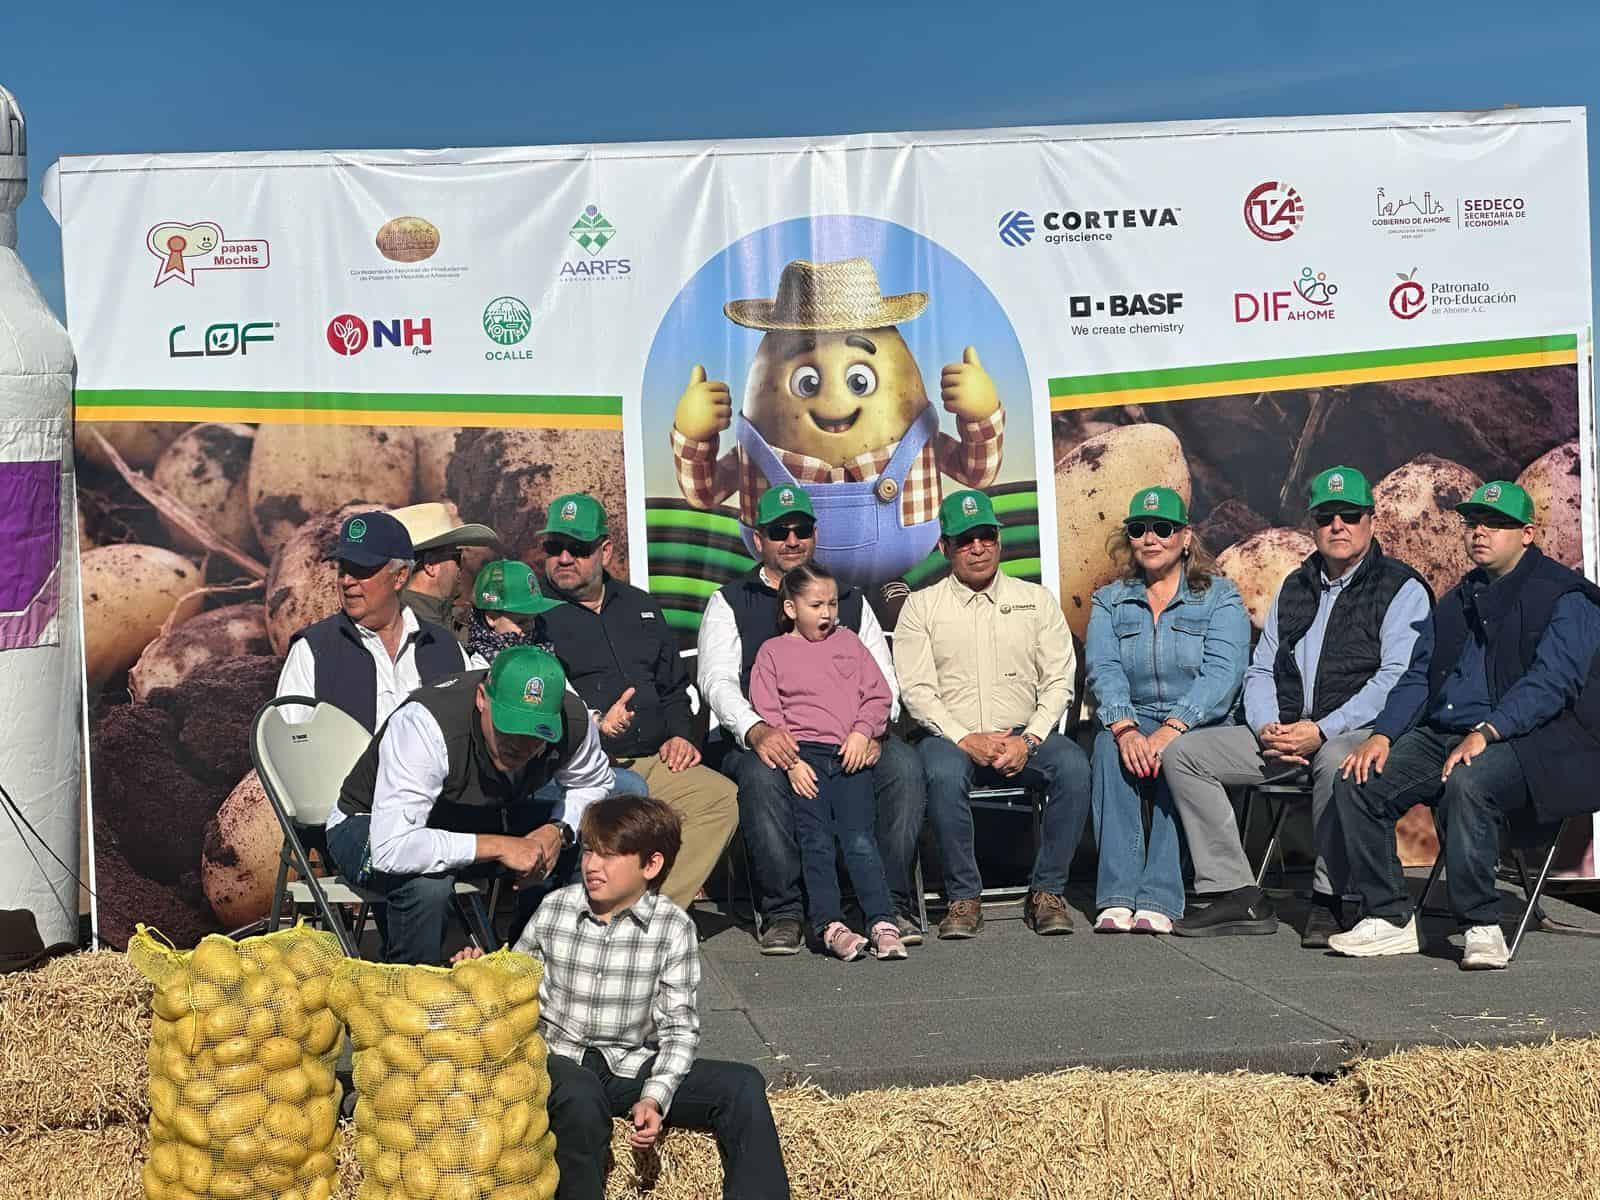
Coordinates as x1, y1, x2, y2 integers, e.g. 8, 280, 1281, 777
328, 950, 558, 1200
128, 924, 345, 1200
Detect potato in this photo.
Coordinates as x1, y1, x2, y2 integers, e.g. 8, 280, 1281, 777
152, 422, 259, 554
414, 427, 462, 502
1054, 424, 1190, 640
249, 424, 417, 557
263, 502, 384, 654
201, 771, 284, 927
1215, 528, 1316, 630
129, 603, 273, 700
1373, 454, 1481, 599
80, 543, 203, 686
1517, 440, 1583, 569
75, 420, 190, 470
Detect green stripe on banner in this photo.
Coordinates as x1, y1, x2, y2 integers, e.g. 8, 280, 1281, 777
1047, 334, 1580, 398
75, 389, 623, 415
648, 574, 723, 599
992, 492, 1037, 516
645, 508, 744, 535
664, 610, 704, 633
646, 544, 757, 575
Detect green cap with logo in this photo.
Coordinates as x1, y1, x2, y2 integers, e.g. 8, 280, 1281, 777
1456, 480, 1536, 525
1125, 486, 1188, 526
484, 646, 566, 741
473, 559, 562, 615
939, 489, 1000, 537
538, 493, 608, 542
1306, 466, 1374, 511
755, 484, 816, 526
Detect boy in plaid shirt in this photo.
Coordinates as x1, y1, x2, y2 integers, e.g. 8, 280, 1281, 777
458, 795, 788, 1199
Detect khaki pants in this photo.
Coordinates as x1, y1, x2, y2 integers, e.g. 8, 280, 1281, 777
613, 755, 739, 909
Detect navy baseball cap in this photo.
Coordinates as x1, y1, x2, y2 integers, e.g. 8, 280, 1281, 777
337, 511, 413, 567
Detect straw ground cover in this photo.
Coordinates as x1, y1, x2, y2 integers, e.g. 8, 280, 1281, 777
6, 952, 1600, 1199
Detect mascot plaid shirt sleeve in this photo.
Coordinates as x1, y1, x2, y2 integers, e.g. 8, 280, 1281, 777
514, 882, 701, 1115
671, 405, 1004, 527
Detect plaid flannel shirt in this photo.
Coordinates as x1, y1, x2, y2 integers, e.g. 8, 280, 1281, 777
514, 883, 700, 1114
671, 405, 1005, 527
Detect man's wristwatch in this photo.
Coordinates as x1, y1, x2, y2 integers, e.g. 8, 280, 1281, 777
1472, 722, 1499, 743
551, 821, 578, 848
1022, 733, 1042, 757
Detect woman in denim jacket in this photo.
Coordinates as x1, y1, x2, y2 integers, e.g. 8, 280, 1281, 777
1086, 487, 1249, 933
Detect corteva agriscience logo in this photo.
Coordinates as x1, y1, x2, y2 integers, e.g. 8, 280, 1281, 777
147, 221, 269, 287
326, 315, 434, 356
1243, 182, 1304, 242
482, 296, 533, 363
561, 205, 631, 281
1000, 206, 1180, 247
1371, 187, 1453, 237
1388, 268, 1516, 320
1235, 267, 1338, 323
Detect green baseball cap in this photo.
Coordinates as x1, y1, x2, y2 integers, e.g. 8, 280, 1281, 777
473, 559, 562, 615
483, 646, 566, 741
1456, 480, 1536, 525
1307, 466, 1374, 510
1126, 486, 1188, 526
939, 489, 999, 538
755, 484, 816, 526
538, 493, 608, 542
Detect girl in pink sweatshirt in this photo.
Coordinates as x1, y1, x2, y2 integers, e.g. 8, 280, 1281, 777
749, 563, 905, 961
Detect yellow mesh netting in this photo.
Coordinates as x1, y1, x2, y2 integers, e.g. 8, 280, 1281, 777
329, 951, 557, 1200
129, 923, 345, 1200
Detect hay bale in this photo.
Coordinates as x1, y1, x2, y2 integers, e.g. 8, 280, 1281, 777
0, 1125, 143, 1200
0, 952, 151, 1132
1344, 1039, 1600, 1200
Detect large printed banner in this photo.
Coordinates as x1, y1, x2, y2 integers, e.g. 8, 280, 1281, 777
53, 108, 1594, 945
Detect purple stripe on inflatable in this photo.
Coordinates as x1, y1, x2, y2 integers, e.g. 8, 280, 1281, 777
0, 461, 61, 647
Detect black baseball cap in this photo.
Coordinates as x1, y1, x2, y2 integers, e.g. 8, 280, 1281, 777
338, 511, 413, 567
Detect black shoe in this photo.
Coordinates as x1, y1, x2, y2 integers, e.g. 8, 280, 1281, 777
1300, 897, 1344, 949
758, 917, 804, 956
894, 913, 925, 947
1172, 887, 1278, 937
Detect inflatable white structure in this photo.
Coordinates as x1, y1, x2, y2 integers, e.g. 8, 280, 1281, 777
0, 83, 81, 949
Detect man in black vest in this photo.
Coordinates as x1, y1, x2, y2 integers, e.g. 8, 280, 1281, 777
326, 646, 615, 964
697, 485, 927, 955
1165, 467, 1431, 943
1331, 482, 1600, 969
275, 511, 477, 732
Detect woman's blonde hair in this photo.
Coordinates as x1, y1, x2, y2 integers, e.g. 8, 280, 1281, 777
1106, 523, 1217, 591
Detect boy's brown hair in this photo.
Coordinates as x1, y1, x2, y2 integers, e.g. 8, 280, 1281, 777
578, 794, 683, 888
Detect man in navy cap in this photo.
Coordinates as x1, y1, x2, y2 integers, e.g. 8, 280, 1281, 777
276, 510, 482, 731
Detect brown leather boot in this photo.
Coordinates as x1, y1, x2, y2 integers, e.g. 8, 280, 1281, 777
937, 898, 984, 939
1025, 891, 1074, 935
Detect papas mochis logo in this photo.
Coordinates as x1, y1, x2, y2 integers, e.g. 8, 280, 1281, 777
147, 221, 270, 287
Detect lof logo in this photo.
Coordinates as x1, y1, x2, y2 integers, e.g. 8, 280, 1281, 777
997, 210, 1036, 247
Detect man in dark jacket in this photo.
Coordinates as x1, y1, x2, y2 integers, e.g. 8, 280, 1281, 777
1331, 481, 1600, 969
1164, 467, 1431, 944
539, 493, 738, 910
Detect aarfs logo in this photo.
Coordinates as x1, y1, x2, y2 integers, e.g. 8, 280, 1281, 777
1243, 182, 1304, 242
326, 315, 434, 356
562, 205, 630, 281
147, 220, 270, 287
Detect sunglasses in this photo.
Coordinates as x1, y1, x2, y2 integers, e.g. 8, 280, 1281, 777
1125, 520, 1182, 540
1460, 514, 1525, 531
337, 558, 389, 580
1313, 509, 1369, 527
543, 537, 602, 559
952, 528, 999, 550
764, 519, 816, 542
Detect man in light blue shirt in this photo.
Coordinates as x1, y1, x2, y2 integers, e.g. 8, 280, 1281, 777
1164, 467, 1432, 946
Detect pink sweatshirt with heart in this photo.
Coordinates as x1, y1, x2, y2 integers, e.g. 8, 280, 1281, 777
748, 626, 891, 747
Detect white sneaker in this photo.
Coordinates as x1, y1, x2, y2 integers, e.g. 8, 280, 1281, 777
1094, 906, 1134, 933
1327, 915, 1420, 957
1462, 925, 1510, 970
1132, 910, 1174, 934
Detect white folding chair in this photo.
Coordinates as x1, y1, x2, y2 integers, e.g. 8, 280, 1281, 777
252, 696, 496, 958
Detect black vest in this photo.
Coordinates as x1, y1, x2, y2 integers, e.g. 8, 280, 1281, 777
290, 611, 463, 733
719, 567, 865, 694
1428, 546, 1600, 821
338, 671, 590, 830
1274, 540, 1429, 723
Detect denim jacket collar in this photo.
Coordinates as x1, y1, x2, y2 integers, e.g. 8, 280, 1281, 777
1106, 572, 1197, 613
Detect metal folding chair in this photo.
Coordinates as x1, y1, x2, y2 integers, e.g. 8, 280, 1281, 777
252, 696, 497, 958
1240, 769, 1315, 887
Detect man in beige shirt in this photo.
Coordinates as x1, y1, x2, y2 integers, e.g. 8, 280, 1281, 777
893, 490, 1089, 938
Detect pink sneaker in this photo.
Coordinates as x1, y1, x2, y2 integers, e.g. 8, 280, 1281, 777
1132, 910, 1174, 934
1095, 907, 1135, 933
822, 921, 868, 962
869, 921, 908, 961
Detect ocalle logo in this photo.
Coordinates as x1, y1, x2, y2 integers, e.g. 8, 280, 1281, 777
169, 321, 276, 358
997, 210, 1036, 247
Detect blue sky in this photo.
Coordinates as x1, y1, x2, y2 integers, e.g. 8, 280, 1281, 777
5, 0, 1599, 321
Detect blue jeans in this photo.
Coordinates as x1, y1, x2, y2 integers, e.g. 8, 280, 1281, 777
725, 734, 925, 923
1091, 719, 1185, 920
786, 743, 894, 932
919, 731, 1092, 900
325, 814, 464, 965
1336, 725, 1544, 925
